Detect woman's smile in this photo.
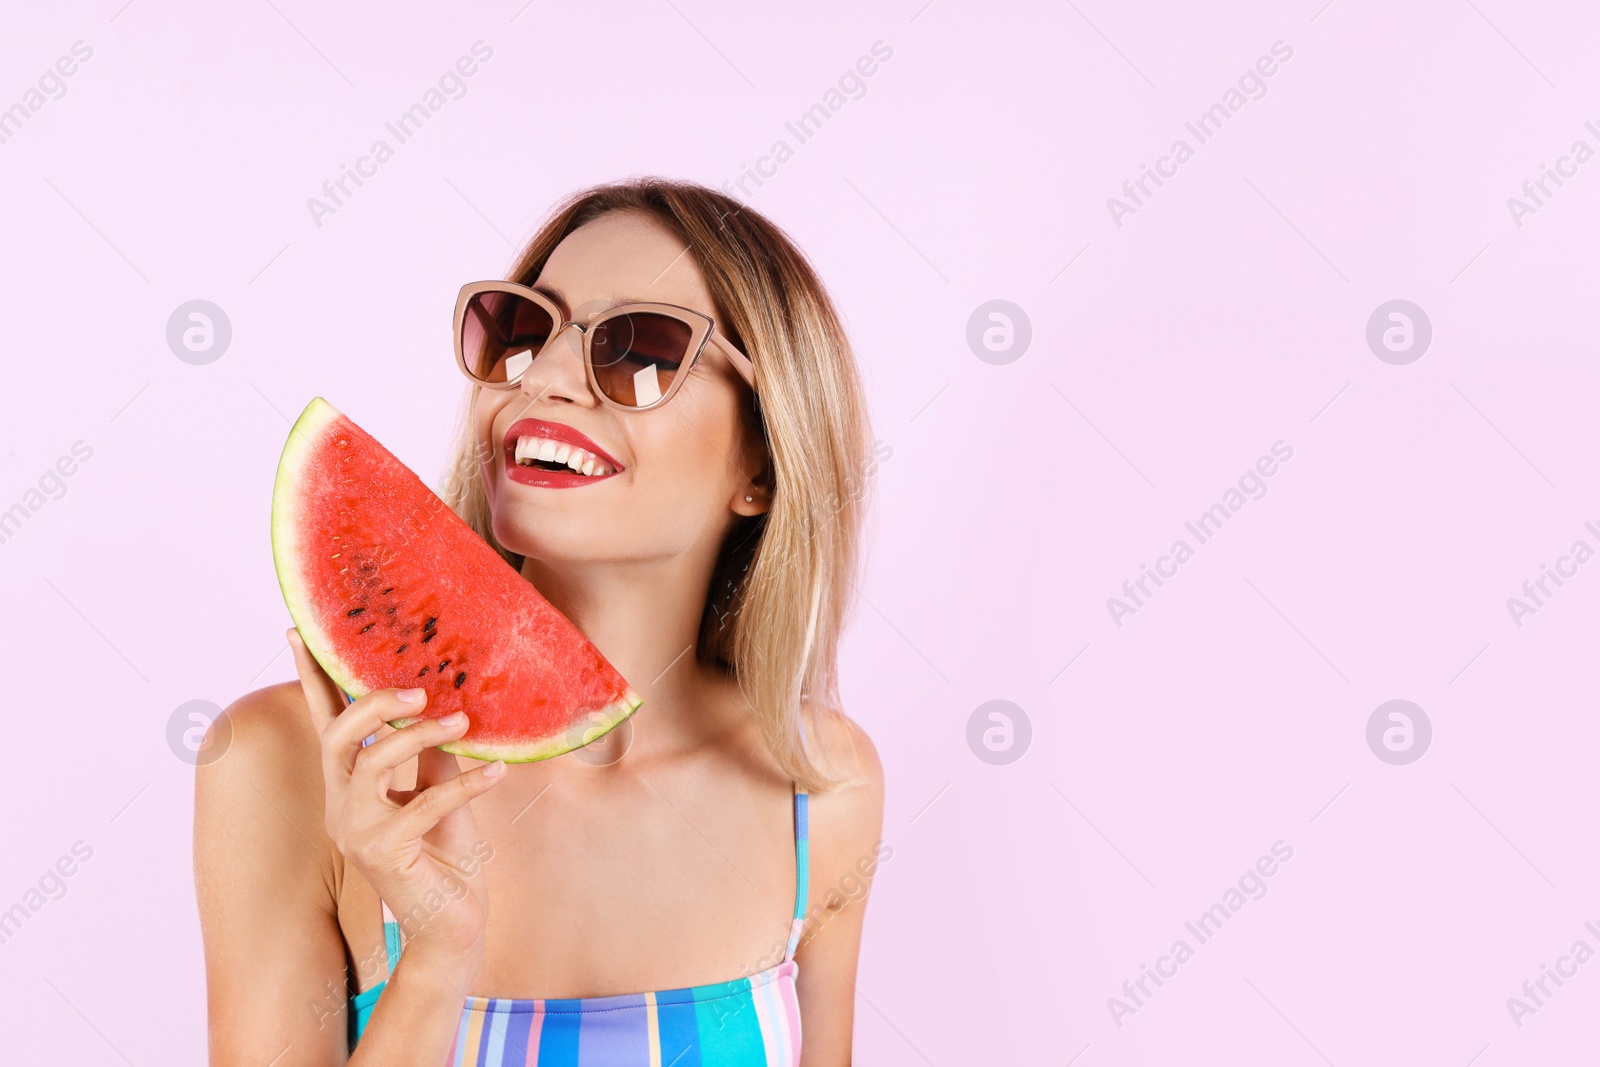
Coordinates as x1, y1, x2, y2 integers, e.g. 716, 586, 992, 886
501, 417, 624, 489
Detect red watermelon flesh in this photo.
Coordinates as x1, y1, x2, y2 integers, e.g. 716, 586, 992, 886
270, 397, 642, 761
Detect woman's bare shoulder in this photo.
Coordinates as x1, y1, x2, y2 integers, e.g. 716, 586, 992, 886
804, 706, 885, 857
194, 681, 334, 882
809, 704, 884, 796
204, 681, 323, 785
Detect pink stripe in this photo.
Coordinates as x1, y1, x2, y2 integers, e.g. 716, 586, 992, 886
781, 973, 802, 1062
522, 1000, 542, 1065
760, 972, 791, 1066
451, 1013, 467, 1067
751, 975, 776, 1063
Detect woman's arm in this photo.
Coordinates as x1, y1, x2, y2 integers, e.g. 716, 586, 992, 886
195, 680, 494, 1065
344, 948, 483, 1067
794, 712, 887, 1067
194, 683, 353, 1064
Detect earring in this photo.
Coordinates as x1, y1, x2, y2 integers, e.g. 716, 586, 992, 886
745, 495, 754, 502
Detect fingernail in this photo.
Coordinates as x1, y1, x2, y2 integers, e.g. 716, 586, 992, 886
397, 688, 427, 703
439, 711, 465, 726
483, 760, 506, 777
287, 629, 302, 648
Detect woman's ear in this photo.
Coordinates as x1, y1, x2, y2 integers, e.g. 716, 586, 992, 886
732, 482, 769, 517
732, 447, 771, 516
732, 404, 772, 517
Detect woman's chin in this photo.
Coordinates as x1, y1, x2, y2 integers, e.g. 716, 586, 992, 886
489, 517, 603, 565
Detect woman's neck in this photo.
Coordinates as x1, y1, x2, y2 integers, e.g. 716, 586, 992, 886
515, 552, 744, 755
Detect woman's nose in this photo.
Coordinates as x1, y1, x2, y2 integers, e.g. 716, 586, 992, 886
519, 323, 593, 404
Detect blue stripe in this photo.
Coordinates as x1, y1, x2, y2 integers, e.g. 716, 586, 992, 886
481, 1000, 509, 1066
383, 920, 401, 971
575, 993, 649, 1061
502, 1007, 535, 1064
694, 982, 766, 1065
654, 990, 704, 1067
792, 792, 809, 922
453, 1005, 471, 1065
536, 1000, 581, 1066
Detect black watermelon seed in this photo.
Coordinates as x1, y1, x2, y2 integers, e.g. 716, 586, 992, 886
386, 607, 396, 614
422, 631, 437, 644
424, 617, 437, 632
381, 587, 394, 595
396, 644, 408, 654
454, 672, 467, 688
438, 659, 450, 671
417, 666, 428, 677
347, 608, 365, 617
359, 623, 374, 635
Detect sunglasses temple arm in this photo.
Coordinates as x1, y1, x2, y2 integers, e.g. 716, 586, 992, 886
716, 337, 757, 391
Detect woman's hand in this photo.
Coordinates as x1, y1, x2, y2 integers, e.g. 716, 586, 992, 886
288, 627, 507, 970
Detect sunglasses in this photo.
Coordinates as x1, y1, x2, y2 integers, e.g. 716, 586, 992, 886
454, 280, 756, 411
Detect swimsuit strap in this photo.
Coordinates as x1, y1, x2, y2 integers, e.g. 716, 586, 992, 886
380, 899, 402, 973
784, 780, 810, 962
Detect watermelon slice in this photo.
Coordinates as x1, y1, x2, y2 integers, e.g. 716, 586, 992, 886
270, 397, 642, 762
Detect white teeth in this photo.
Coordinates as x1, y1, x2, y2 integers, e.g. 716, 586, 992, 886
512, 435, 615, 476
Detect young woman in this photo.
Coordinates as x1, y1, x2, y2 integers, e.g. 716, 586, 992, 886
195, 179, 886, 1066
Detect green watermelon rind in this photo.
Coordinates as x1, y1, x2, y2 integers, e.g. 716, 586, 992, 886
394, 693, 642, 764
271, 397, 366, 700
270, 396, 644, 764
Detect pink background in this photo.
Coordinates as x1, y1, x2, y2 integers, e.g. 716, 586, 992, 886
3, 0, 1598, 1062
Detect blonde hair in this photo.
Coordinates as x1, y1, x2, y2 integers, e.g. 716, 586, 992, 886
442, 178, 876, 793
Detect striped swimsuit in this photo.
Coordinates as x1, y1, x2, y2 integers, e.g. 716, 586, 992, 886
349, 783, 810, 1066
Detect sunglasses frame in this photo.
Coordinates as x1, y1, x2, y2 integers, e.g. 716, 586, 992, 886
454, 280, 756, 413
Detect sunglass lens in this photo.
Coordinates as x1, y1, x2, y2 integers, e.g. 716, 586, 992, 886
462, 291, 555, 384
589, 312, 694, 407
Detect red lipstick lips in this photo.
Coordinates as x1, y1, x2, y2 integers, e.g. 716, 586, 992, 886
502, 419, 623, 489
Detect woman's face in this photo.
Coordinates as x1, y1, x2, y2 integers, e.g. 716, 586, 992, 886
475, 211, 766, 566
